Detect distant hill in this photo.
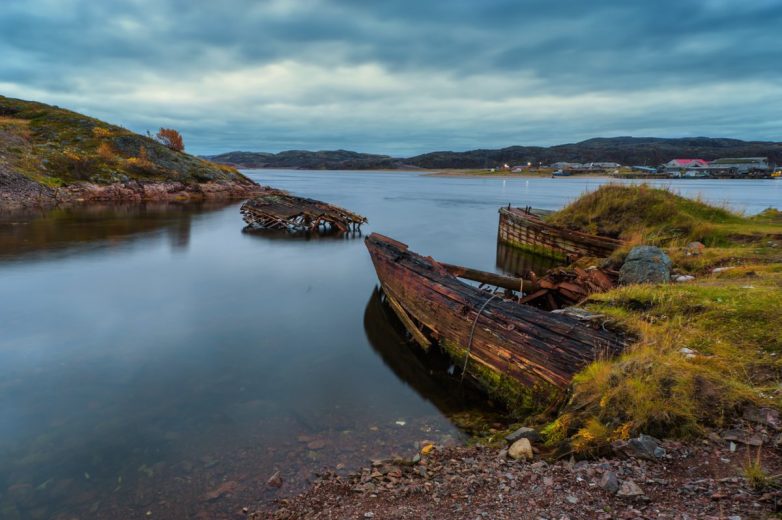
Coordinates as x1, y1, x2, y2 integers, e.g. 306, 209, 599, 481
212, 137, 782, 170
0, 96, 259, 206
207, 150, 401, 170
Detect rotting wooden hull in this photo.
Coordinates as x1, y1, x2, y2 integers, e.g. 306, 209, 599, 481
364, 233, 625, 411
241, 187, 367, 233
498, 207, 623, 260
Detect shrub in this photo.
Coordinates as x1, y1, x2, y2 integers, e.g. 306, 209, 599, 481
126, 145, 154, 169
92, 126, 113, 139
96, 142, 116, 162
156, 128, 184, 152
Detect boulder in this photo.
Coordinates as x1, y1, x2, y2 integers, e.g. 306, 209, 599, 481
505, 426, 543, 444
619, 246, 672, 285
508, 438, 534, 460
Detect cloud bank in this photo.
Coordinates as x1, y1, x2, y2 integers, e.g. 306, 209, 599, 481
1, 0, 780, 155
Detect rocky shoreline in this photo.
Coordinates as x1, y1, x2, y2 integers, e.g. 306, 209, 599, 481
0, 169, 261, 208
256, 441, 780, 519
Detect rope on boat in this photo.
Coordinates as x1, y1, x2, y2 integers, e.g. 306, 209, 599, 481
460, 293, 500, 384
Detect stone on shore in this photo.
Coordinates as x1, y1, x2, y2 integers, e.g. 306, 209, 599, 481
505, 426, 542, 444
599, 471, 620, 494
616, 479, 645, 499
619, 245, 672, 284
508, 438, 534, 460
611, 434, 665, 460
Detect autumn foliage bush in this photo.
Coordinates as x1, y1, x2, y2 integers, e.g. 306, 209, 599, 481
156, 128, 184, 152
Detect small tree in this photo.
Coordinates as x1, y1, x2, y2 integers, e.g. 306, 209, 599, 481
155, 128, 184, 152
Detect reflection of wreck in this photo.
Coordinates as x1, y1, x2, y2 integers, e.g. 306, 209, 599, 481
365, 233, 625, 409
241, 188, 367, 233
363, 287, 501, 424
495, 240, 558, 278
498, 206, 623, 261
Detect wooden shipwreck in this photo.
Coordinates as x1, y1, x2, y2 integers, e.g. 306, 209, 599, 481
365, 233, 625, 410
241, 187, 367, 233
498, 206, 624, 261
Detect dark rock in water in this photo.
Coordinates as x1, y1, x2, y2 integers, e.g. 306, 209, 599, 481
505, 426, 542, 444
619, 246, 672, 284
612, 434, 665, 460
599, 471, 619, 494
267, 471, 283, 488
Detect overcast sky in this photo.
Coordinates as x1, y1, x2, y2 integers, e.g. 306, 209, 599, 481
1, 0, 781, 156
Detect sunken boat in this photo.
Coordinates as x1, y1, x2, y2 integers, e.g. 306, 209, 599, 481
365, 233, 625, 413
241, 187, 367, 233
499, 206, 624, 261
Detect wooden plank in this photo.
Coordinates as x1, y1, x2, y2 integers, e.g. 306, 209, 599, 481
440, 262, 537, 293
383, 289, 432, 350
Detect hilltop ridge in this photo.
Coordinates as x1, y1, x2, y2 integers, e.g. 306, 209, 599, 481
0, 96, 259, 206
209, 136, 782, 170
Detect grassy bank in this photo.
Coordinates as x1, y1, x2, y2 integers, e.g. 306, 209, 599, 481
529, 185, 782, 453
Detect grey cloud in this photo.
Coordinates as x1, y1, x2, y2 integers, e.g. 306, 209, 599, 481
1, 0, 781, 154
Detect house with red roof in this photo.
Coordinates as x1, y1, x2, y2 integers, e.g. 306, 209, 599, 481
663, 158, 709, 169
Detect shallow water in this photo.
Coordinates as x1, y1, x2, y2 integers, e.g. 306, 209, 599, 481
0, 172, 779, 518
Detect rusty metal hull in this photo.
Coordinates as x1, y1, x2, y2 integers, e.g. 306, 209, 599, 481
498, 207, 623, 260
364, 233, 625, 403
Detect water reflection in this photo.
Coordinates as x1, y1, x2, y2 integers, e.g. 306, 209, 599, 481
495, 240, 559, 277
363, 288, 507, 433
242, 227, 364, 242
0, 202, 235, 262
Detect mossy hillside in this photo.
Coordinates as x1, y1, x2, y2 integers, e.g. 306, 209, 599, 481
536, 186, 782, 454
547, 184, 780, 248
0, 95, 252, 187
559, 265, 782, 454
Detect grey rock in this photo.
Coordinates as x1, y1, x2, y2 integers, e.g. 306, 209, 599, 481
505, 426, 543, 444
616, 479, 645, 498
619, 246, 672, 285
743, 406, 781, 430
612, 434, 665, 460
599, 471, 619, 494
721, 429, 762, 446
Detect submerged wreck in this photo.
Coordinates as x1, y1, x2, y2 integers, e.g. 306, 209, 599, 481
499, 206, 624, 261
241, 187, 367, 233
365, 233, 625, 411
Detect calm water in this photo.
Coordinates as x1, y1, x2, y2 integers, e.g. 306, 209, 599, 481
0, 172, 780, 519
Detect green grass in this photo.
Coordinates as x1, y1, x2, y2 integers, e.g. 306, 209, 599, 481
557, 263, 782, 453
546, 184, 778, 247
530, 185, 782, 453
0, 95, 254, 189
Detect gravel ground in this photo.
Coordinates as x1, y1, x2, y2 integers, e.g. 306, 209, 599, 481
252, 433, 782, 520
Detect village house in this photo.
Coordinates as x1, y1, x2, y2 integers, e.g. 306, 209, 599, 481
706, 157, 770, 174
663, 158, 708, 172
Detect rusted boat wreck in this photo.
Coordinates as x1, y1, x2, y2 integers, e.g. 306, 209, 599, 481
499, 206, 624, 261
241, 187, 367, 233
365, 233, 625, 412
